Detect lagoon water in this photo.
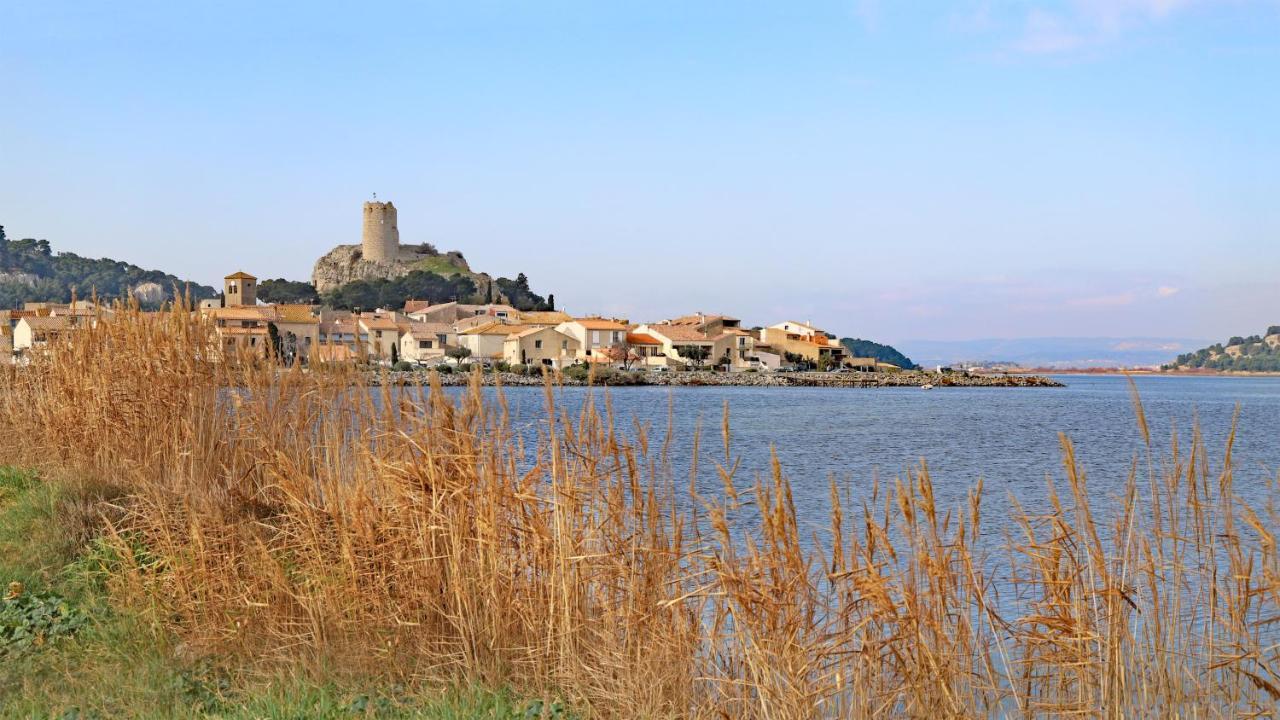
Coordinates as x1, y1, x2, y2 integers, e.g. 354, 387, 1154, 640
445, 375, 1280, 551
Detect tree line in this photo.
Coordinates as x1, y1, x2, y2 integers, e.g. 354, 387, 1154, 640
0, 226, 217, 309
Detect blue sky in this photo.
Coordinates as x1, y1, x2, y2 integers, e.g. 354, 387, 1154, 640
1, 1, 1277, 342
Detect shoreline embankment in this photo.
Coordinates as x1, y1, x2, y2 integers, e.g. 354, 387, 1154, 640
367, 369, 1064, 388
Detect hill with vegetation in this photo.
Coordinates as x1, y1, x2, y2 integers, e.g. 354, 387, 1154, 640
1165, 327, 1280, 372
0, 225, 217, 309
839, 337, 917, 369
260, 271, 554, 312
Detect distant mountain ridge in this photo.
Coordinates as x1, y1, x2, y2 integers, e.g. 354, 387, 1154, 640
898, 337, 1210, 369
1166, 328, 1280, 372
0, 225, 217, 309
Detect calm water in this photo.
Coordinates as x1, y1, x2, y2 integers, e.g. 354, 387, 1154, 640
444, 375, 1280, 550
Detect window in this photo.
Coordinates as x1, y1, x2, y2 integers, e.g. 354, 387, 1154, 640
592, 331, 601, 344
375, 330, 382, 338
419, 340, 431, 349
534, 339, 543, 349
612, 331, 621, 343
561, 340, 568, 350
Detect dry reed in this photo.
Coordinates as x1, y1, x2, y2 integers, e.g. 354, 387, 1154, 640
1, 306, 1277, 718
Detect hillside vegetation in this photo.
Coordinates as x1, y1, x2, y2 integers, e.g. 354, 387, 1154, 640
839, 337, 917, 369
0, 226, 217, 309
1166, 326, 1280, 371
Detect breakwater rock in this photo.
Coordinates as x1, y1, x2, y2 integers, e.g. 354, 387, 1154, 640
366, 369, 1063, 389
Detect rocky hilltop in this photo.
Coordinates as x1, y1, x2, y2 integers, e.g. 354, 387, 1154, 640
312, 243, 493, 295
1167, 327, 1280, 372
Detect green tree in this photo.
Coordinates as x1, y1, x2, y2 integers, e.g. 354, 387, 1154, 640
676, 345, 710, 368
446, 346, 472, 364
258, 279, 320, 304
267, 323, 282, 361
839, 338, 916, 369
546, 293, 555, 311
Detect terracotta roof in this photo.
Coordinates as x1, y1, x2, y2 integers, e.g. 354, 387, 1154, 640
645, 323, 715, 343
517, 310, 572, 325
404, 322, 454, 337
359, 316, 400, 332
626, 332, 663, 346
454, 315, 500, 332
402, 300, 433, 314
460, 321, 528, 336
571, 318, 628, 331
207, 306, 275, 321
224, 271, 257, 280
274, 305, 318, 323
668, 313, 738, 326
320, 319, 359, 334
21, 316, 75, 331
509, 326, 574, 341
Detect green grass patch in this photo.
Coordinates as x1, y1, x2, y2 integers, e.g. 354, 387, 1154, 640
411, 256, 466, 276
0, 467, 575, 719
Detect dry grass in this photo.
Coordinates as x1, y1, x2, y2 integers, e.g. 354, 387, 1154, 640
1, 306, 1277, 718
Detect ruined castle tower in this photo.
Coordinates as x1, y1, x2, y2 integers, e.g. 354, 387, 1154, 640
361, 201, 399, 262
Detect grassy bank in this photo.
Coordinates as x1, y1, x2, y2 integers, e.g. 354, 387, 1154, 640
0, 467, 561, 718
1, 307, 1277, 718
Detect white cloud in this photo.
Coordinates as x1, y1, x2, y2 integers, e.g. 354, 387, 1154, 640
1018, 9, 1087, 54
1068, 291, 1138, 307
1013, 0, 1205, 55
1156, 285, 1180, 297
851, 0, 881, 31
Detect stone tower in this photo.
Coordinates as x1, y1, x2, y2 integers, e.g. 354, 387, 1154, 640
361, 201, 399, 262
224, 271, 257, 307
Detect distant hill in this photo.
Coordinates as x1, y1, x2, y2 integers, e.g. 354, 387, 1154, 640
898, 337, 1210, 370
1166, 328, 1280, 372
0, 225, 218, 309
839, 338, 917, 369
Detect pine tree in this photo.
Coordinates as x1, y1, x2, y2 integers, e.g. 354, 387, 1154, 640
546, 293, 555, 311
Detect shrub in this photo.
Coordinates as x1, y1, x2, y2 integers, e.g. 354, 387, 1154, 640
392, 361, 413, 372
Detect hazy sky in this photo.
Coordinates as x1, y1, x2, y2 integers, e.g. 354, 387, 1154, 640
2, 1, 1277, 342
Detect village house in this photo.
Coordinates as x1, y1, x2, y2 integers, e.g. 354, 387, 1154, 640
502, 326, 580, 368
399, 321, 455, 365
555, 318, 628, 362
202, 271, 320, 362
458, 321, 528, 361
633, 313, 757, 370
358, 313, 401, 360
12, 315, 78, 353
758, 320, 849, 368
623, 330, 668, 368
404, 301, 519, 325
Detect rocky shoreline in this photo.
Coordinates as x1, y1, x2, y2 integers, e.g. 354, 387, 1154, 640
366, 369, 1063, 389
